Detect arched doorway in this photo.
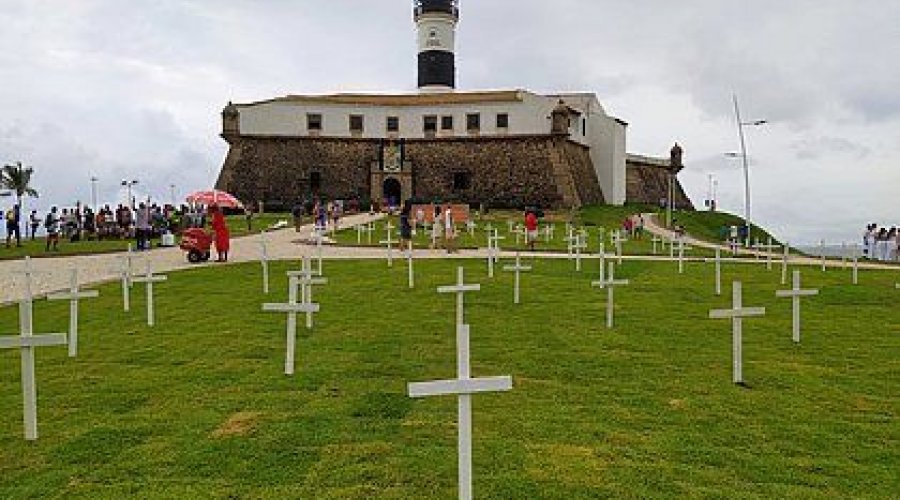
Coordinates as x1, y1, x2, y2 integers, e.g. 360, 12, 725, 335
382, 177, 402, 207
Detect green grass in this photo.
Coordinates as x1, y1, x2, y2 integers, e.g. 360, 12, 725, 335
0, 213, 291, 261
1, 257, 897, 498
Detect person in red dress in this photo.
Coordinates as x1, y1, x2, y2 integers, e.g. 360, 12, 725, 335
209, 204, 230, 262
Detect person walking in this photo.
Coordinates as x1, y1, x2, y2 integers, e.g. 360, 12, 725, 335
525, 208, 538, 251
443, 205, 456, 254
210, 204, 230, 262
44, 207, 60, 251
5, 203, 21, 247
399, 200, 413, 250
29, 209, 40, 240
134, 202, 151, 250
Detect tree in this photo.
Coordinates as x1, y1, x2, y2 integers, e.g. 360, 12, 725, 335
1, 161, 39, 209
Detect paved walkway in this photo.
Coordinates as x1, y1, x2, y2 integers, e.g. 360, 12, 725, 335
2, 211, 897, 305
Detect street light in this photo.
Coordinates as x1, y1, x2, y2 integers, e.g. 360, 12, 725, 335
90, 176, 99, 212
121, 179, 139, 207
169, 183, 176, 207
728, 94, 766, 246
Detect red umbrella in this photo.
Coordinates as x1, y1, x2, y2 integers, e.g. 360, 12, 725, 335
185, 189, 244, 208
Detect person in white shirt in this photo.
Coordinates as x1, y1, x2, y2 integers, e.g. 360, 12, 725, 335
443, 205, 456, 254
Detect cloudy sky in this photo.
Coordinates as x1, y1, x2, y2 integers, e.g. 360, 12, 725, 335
1, 0, 897, 244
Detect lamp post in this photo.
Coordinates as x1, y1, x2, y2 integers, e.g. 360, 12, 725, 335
90, 176, 99, 212
121, 179, 139, 208
169, 184, 176, 207
727, 94, 766, 247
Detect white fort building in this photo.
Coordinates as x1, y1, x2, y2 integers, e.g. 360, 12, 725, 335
216, 0, 691, 211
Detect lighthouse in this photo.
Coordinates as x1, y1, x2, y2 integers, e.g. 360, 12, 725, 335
414, 0, 459, 90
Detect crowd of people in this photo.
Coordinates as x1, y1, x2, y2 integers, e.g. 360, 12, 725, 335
3, 201, 217, 252
863, 224, 898, 262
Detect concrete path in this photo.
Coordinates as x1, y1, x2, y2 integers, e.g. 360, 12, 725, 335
2, 211, 897, 305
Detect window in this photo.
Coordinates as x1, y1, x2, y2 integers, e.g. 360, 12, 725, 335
453, 171, 472, 191
582, 118, 587, 137
349, 115, 364, 133
386, 116, 400, 133
310, 172, 321, 192
496, 113, 509, 129
441, 115, 454, 130
307, 113, 322, 131
423, 115, 438, 133
466, 113, 480, 131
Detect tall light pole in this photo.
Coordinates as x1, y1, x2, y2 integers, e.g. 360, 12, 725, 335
169, 184, 176, 207
728, 94, 766, 246
121, 179, 139, 208
90, 176, 99, 212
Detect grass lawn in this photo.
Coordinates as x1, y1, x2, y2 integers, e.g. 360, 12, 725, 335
0, 213, 292, 261
0, 257, 897, 498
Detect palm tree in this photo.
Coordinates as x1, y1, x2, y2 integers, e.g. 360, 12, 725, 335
1, 161, 39, 209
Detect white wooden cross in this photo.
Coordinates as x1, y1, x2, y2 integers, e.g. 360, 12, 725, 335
820, 239, 827, 272
287, 256, 328, 329
677, 238, 692, 274
1, 267, 67, 440
612, 231, 624, 264
757, 237, 779, 270
543, 224, 553, 243
775, 270, 819, 344
595, 243, 607, 286
260, 232, 270, 294
408, 267, 513, 500
262, 275, 320, 375
591, 262, 629, 328
407, 241, 415, 289
573, 232, 588, 272
315, 229, 326, 276
119, 244, 137, 312
669, 236, 676, 259
564, 227, 577, 260
466, 220, 476, 237
713, 247, 722, 296
709, 281, 766, 385
131, 262, 167, 327
781, 243, 790, 285
513, 224, 524, 246
506, 219, 515, 234
380, 222, 396, 267
47, 268, 99, 357
503, 252, 532, 304
486, 230, 505, 278
651, 235, 663, 255
356, 224, 363, 244
366, 221, 375, 245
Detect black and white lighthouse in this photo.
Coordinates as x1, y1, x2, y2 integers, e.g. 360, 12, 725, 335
414, 0, 459, 90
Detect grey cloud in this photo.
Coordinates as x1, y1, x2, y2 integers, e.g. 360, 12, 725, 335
792, 137, 871, 161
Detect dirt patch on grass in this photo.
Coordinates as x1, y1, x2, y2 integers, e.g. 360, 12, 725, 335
211, 411, 262, 439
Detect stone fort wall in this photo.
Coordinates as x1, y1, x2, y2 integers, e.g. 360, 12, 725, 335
216, 135, 609, 210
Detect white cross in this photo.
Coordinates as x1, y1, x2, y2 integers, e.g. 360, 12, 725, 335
356, 224, 363, 244
669, 236, 676, 259
1, 268, 67, 440
287, 256, 327, 329
46, 268, 99, 357
573, 232, 588, 272
506, 219, 515, 234
430, 221, 440, 248
408, 267, 513, 500
406, 240, 415, 289
503, 252, 532, 304
677, 238, 692, 274
117, 244, 138, 312
314, 229, 325, 276
851, 244, 860, 285
612, 231, 624, 264
513, 224, 524, 246
820, 239, 827, 272
709, 281, 766, 385
757, 237, 779, 270
651, 235, 663, 255
260, 232, 270, 294
466, 220, 476, 237
543, 224, 553, 243
564, 227, 577, 260
713, 247, 722, 296
775, 270, 819, 344
380, 224, 396, 267
591, 262, 630, 329
366, 222, 375, 245
781, 243, 790, 285
487, 230, 505, 277
595, 243, 607, 286
262, 275, 320, 375
131, 262, 167, 327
